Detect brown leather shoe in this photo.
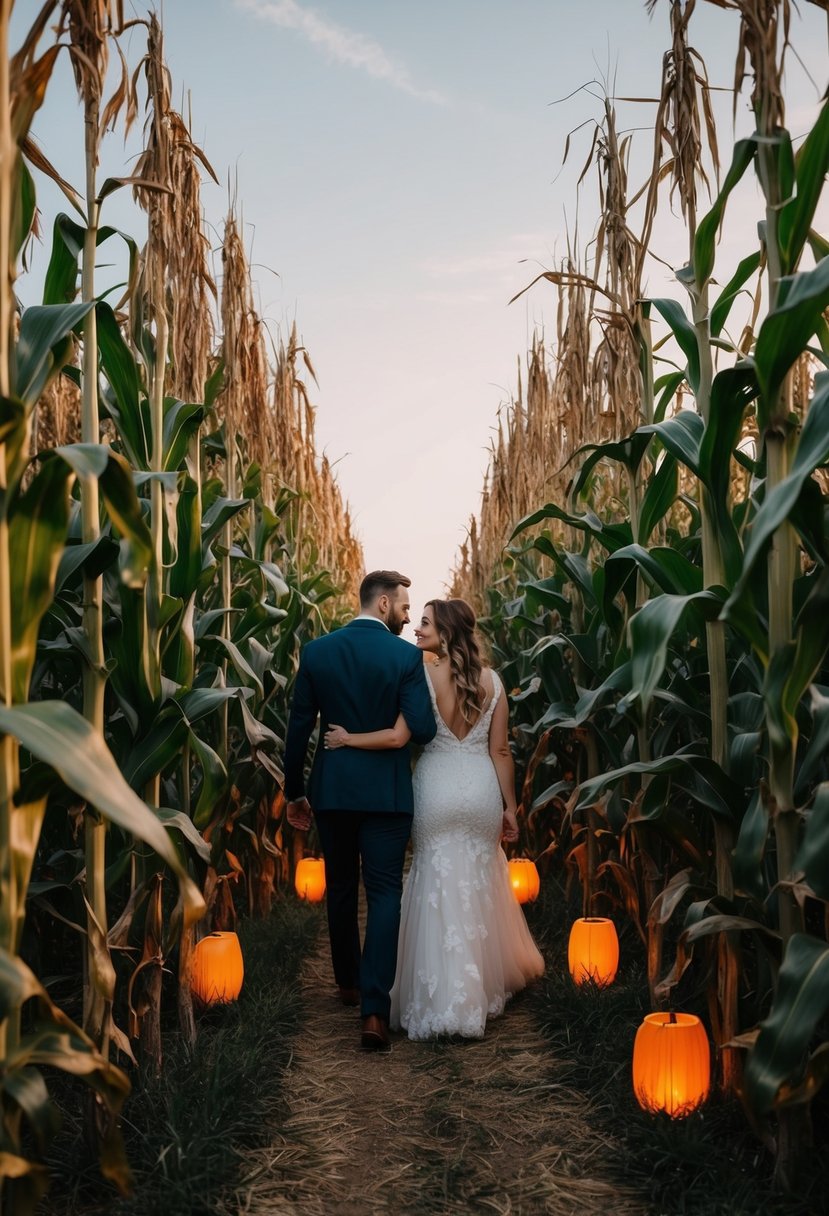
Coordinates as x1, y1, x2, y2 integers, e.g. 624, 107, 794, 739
361, 1014, 391, 1052
338, 986, 360, 1007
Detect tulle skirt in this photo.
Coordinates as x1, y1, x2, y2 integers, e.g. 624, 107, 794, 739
390, 797, 545, 1040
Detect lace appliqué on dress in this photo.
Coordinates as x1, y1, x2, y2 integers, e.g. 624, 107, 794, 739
391, 670, 544, 1040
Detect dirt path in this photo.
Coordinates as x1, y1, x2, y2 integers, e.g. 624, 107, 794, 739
226, 924, 647, 1216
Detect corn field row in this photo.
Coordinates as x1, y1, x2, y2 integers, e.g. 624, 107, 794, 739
0, 2, 362, 1210
454, 0, 829, 1193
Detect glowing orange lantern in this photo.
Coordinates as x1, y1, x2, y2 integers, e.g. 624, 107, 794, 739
508, 858, 540, 904
632, 1012, 711, 1117
567, 917, 619, 987
190, 931, 244, 1006
295, 856, 326, 902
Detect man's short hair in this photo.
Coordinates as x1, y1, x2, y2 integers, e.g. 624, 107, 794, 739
359, 569, 411, 608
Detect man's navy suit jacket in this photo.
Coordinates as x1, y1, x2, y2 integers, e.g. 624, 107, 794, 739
283, 618, 437, 813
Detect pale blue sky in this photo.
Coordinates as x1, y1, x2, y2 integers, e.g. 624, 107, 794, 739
16, 0, 829, 626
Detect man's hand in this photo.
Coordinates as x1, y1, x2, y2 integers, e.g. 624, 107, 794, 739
286, 797, 312, 832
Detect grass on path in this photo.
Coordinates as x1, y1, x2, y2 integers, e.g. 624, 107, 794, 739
41, 900, 322, 1216
227, 904, 646, 1216
525, 881, 828, 1216
41, 876, 829, 1216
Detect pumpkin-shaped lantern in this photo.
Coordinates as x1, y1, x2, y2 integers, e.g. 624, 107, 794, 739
567, 917, 619, 987
191, 931, 244, 1006
632, 1011, 710, 1117
507, 858, 540, 904
295, 856, 326, 902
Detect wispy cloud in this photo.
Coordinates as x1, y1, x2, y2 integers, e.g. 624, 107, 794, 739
235, 0, 447, 104
421, 234, 553, 284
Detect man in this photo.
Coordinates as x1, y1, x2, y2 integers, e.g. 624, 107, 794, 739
283, 570, 436, 1051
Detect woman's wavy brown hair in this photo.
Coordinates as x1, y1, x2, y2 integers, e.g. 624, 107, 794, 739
426, 598, 486, 725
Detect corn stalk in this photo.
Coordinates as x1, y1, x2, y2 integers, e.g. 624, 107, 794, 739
648, 0, 742, 1089
60, 0, 125, 1063
0, 0, 17, 1088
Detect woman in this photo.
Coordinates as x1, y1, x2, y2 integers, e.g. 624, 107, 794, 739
324, 597, 544, 1041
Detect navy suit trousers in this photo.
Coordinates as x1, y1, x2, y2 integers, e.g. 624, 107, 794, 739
315, 811, 412, 1021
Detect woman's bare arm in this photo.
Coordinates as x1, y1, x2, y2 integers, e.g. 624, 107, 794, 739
488, 691, 519, 842
324, 712, 412, 751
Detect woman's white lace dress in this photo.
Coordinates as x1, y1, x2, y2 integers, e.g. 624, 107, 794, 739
390, 670, 545, 1040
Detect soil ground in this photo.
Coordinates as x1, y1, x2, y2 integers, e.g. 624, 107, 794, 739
225, 924, 649, 1216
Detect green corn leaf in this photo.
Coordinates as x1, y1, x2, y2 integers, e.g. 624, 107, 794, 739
193, 607, 241, 640
204, 358, 225, 408
776, 1043, 829, 1109
231, 602, 289, 646
778, 96, 829, 275
574, 750, 742, 820
650, 298, 701, 393
754, 259, 829, 421
201, 497, 249, 550
189, 733, 228, 830
795, 783, 829, 900
569, 432, 652, 500
40, 215, 84, 305
42, 216, 123, 306
253, 502, 282, 558
808, 230, 829, 263
95, 302, 148, 468
725, 373, 829, 617
108, 583, 159, 722
0, 394, 25, 446
14, 301, 94, 406
698, 363, 758, 583
744, 933, 829, 1116
692, 137, 757, 287
632, 786, 704, 864
0, 702, 204, 922
519, 577, 571, 617
536, 543, 596, 605
120, 707, 189, 791
13, 160, 37, 268
154, 806, 211, 861
785, 566, 829, 720
235, 556, 291, 602
539, 662, 630, 730
56, 536, 120, 592
208, 636, 264, 700
733, 791, 770, 901
7, 457, 74, 703
168, 474, 203, 599
638, 410, 704, 480
764, 569, 829, 771
608, 544, 704, 602
795, 686, 829, 801
637, 453, 678, 544
628, 590, 724, 718
699, 363, 759, 501
511, 502, 631, 553
0, 948, 130, 1197
238, 696, 283, 782
525, 635, 578, 704
2, 1067, 60, 1151
162, 398, 207, 471
681, 911, 780, 949
711, 252, 763, 339
653, 371, 685, 423
55, 445, 152, 587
